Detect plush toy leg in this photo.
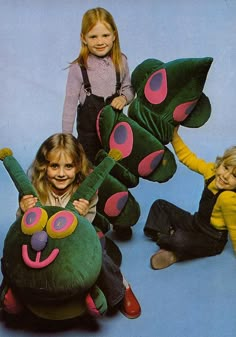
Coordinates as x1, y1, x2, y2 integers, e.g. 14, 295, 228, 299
93, 212, 111, 233
96, 174, 141, 228
1, 286, 23, 314
85, 285, 107, 317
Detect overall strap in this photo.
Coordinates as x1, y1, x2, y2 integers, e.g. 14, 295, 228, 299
80, 65, 92, 94
205, 175, 215, 186
80, 64, 121, 95
205, 175, 233, 198
115, 71, 121, 93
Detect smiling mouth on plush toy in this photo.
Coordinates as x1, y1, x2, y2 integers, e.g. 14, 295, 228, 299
22, 245, 59, 269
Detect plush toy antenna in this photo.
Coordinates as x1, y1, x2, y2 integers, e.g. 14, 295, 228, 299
66, 149, 122, 211
0, 148, 42, 207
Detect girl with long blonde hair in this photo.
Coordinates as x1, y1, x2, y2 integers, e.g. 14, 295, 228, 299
19, 133, 141, 319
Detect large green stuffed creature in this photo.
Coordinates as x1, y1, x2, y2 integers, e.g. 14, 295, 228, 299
0, 147, 122, 321
95, 57, 213, 229
0, 57, 213, 320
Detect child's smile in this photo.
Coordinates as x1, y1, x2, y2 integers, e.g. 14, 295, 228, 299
46, 151, 77, 195
82, 22, 115, 57
215, 163, 236, 190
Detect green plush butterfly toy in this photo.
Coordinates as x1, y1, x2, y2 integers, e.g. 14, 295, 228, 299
95, 57, 213, 229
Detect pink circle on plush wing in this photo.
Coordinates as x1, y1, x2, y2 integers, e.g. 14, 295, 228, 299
144, 69, 167, 104
109, 122, 133, 158
104, 192, 129, 217
138, 150, 165, 177
173, 99, 198, 122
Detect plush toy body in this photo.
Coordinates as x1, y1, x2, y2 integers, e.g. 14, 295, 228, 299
0, 148, 122, 320
1, 207, 104, 320
0, 56, 213, 320
95, 57, 213, 228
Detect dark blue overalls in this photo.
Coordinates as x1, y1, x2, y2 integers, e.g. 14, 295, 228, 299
144, 176, 229, 260
76, 65, 121, 164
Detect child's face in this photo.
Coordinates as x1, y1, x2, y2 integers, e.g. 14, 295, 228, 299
82, 21, 115, 57
215, 162, 236, 190
46, 151, 77, 195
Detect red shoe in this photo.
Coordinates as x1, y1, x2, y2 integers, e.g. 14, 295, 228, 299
120, 285, 141, 319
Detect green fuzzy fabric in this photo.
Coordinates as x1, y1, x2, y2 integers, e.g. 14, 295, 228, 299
95, 149, 139, 188
3, 207, 102, 303
129, 57, 213, 144
96, 174, 141, 227
2, 155, 39, 200
0, 149, 123, 320
98, 105, 177, 182
66, 155, 117, 210
92, 57, 213, 229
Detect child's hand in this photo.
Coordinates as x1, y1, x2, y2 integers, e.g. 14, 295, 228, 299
20, 195, 38, 212
73, 198, 89, 217
111, 95, 127, 110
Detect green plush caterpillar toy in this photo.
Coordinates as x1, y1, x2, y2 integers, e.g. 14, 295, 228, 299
0, 147, 121, 321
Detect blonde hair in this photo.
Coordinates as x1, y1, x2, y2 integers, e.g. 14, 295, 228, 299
215, 146, 236, 175
29, 133, 90, 204
71, 7, 123, 73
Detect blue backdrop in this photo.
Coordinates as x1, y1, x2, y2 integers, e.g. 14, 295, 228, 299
1, 1, 236, 336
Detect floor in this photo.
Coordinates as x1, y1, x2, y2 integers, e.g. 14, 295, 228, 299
0, 175, 236, 337
1, 1, 236, 335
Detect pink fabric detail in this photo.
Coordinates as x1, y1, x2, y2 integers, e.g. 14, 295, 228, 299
22, 245, 59, 269
97, 231, 104, 239
104, 192, 128, 217
138, 150, 165, 177
96, 108, 103, 143
144, 68, 167, 104
4, 288, 23, 314
85, 293, 100, 317
109, 122, 133, 158
173, 99, 198, 122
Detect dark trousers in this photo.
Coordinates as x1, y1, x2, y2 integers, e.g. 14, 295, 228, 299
97, 236, 125, 308
144, 199, 227, 260
78, 129, 101, 165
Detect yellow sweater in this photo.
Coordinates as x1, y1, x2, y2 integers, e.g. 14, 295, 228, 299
172, 133, 236, 251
